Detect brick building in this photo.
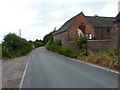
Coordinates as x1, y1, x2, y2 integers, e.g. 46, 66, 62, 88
111, 12, 120, 48
53, 12, 114, 47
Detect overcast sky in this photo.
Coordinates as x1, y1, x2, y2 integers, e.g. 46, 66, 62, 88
0, 0, 119, 42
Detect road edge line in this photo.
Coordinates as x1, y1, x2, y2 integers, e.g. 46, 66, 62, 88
19, 54, 31, 88
48, 49, 119, 74
71, 58, 119, 74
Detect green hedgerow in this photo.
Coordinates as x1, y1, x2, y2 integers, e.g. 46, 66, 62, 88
46, 40, 77, 58
2, 33, 33, 59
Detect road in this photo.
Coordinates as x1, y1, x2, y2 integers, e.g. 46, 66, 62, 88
20, 47, 119, 88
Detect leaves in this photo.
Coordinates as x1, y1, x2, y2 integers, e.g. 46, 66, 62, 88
74, 34, 87, 49
43, 30, 56, 44
2, 33, 33, 58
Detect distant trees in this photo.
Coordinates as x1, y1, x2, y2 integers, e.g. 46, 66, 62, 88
2, 33, 33, 58
2, 28, 56, 59
29, 39, 45, 48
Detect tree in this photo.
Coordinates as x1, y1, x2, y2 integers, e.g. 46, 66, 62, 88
74, 34, 89, 56
43, 30, 56, 44
29, 39, 45, 48
74, 34, 87, 49
2, 33, 33, 58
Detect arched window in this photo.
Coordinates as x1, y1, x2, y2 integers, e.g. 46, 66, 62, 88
78, 25, 86, 34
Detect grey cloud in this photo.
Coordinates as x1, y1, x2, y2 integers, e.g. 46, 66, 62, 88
23, 0, 117, 40
28, 1, 106, 30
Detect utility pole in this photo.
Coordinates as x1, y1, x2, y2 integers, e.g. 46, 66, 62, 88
54, 27, 57, 31
19, 29, 21, 37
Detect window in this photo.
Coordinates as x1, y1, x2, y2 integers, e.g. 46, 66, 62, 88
78, 25, 85, 34
86, 33, 92, 40
78, 29, 83, 35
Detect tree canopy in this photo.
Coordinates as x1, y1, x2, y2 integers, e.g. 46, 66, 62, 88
2, 33, 33, 58
43, 30, 56, 44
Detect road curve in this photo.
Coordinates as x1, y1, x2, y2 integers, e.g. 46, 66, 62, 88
20, 47, 119, 88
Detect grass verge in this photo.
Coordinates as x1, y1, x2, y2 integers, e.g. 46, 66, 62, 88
46, 40, 120, 71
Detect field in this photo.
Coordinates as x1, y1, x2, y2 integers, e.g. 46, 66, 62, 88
0, 44, 2, 59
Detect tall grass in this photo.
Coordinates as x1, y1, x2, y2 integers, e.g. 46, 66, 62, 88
79, 49, 120, 71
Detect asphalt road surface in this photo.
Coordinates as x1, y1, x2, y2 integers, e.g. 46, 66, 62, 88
20, 47, 119, 88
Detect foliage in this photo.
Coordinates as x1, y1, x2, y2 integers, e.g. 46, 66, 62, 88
74, 34, 89, 56
81, 48, 120, 71
2, 33, 33, 59
59, 45, 77, 58
45, 32, 119, 71
46, 39, 119, 71
43, 30, 56, 44
78, 44, 89, 56
29, 39, 45, 48
74, 34, 87, 49
46, 40, 77, 58
46, 40, 61, 52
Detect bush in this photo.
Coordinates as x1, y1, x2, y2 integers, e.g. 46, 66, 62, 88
59, 45, 77, 58
46, 40, 77, 58
43, 30, 56, 44
2, 33, 33, 59
46, 37, 119, 71
29, 40, 45, 48
74, 34, 87, 49
77, 44, 89, 56
84, 49, 120, 70
79, 49, 89, 56
46, 40, 61, 52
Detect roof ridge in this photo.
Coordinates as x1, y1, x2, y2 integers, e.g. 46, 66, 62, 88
53, 12, 115, 35
53, 14, 78, 35
86, 16, 115, 18
115, 12, 120, 21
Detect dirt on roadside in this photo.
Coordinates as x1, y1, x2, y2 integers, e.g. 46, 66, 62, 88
2, 55, 29, 88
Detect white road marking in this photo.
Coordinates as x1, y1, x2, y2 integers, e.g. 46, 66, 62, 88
19, 54, 31, 88
71, 58, 119, 74
50, 50, 119, 74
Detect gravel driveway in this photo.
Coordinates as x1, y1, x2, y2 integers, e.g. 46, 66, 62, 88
2, 55, 29, 88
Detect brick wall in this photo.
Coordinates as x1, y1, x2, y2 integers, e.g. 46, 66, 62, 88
117, 22, 120, 48
87, 40, 111, 51
95, 27, 111, 40
53, 31, 75, 47
53, 12, 119, 50
110, 22, 120, 48
53, 32, 114, 51
110, 28, 119, 48
67, 12, 95, 41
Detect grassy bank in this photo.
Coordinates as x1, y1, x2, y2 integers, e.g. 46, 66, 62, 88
78, 49, 120, 71
46, 40, 120, 71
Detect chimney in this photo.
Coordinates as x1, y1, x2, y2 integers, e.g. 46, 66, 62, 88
94, 14, 98, 18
